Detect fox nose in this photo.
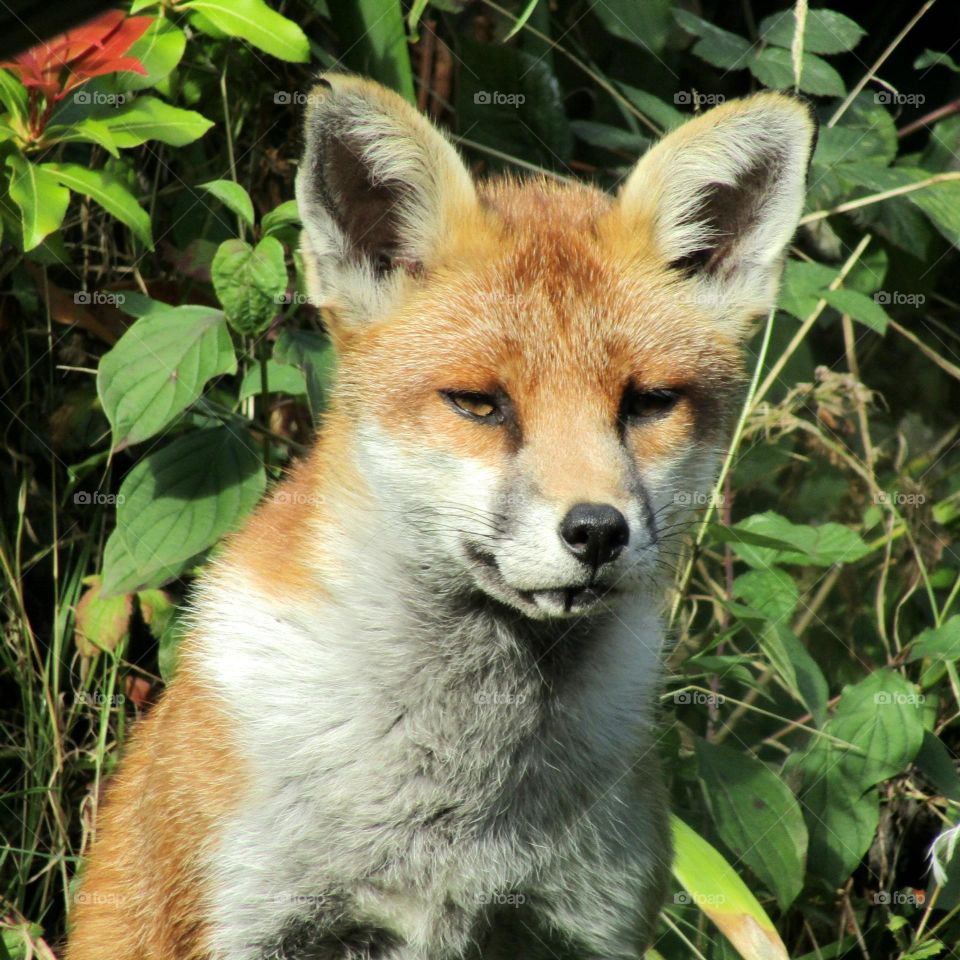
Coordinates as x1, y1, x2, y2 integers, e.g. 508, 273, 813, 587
559, 503, 629, 569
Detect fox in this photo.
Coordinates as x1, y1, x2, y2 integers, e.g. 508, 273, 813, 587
66, 74, 815, 960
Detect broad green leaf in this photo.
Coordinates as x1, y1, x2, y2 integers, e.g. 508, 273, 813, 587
733, 569, 798, 623
261, 199, 301, 238
113, 19, 187, 91
116, 426, 265, 575
327, 0, 414, 100
212, 237, 288, 335
100, 95, 213, 147
100, 526, 195, 596
157, 604, 185, 682
0, 68, 28, 121
591, 0, 674, 55
674, 10, 753, 69
200, 179, 255, 229
179, 0, 310, 62
570, 121, 648, 155
138, 588, 176, 643
671, 816, 789, 960
617, 83, 685, 131
750, 47, 846, 97
909, 616, 960, 661
74, 576, 133, 657
822, 288, 890, 334
43, 162, 153, 249
97, 305, 237, 447
5, 154, 69, 251
760, 9, 865, 54
44, 118, 119, 157
916, 731, 960, 801
696, 740, 808, 909
730, 511, 871, 568
813, 96, 898, 168
915, 49, 960, 72
778, 260, 838, 319
238, 359, 307, 401
273, 329, 336, 415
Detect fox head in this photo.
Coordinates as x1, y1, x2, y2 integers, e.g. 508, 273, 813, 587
295, 75, 815, 620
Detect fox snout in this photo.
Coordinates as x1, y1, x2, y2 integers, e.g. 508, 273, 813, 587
558, 502, 630, 570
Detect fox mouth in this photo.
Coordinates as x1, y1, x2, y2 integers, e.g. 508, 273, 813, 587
465, 544, 618, 618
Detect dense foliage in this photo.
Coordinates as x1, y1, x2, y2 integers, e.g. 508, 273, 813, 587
1, 1, 959, 958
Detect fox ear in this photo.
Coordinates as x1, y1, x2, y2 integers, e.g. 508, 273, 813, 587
295, 73, 477, 332
611, 92, 816, 330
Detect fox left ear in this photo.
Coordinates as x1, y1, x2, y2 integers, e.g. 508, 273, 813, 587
295, 73, 478, 335
610, 92, 817, 331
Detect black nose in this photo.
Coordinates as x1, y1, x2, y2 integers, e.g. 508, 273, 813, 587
559, 503, 629, 569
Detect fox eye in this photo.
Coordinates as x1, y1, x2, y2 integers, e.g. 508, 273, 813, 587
441, 390, 505, 424
620, 384, 680, 423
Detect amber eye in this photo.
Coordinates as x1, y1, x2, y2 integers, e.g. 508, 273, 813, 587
441, 390, 505, 424
619, 384, 680, 423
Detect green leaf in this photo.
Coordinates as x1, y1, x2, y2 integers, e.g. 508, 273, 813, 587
750, 47, 846, 97
696, 740, 807, 909
113, 19, 187, 91
671, 816, 790, 960
238, 359, 307, 401
778, 260, 838, 319
157, 604, 186, 682
909, 616, 960, 661
98, 305, 237, 447
822, 288, 890, 334
760, 9, 865, 54
200, 179, 255, 229
915, 49, 960, 72
212, 237, 288, 335
179, 0, 310, 62
617, 83, 686, 131
733, 569, 798, 623
813, 96, 898, 168
261, 199, 301, 238
731, 511, 871, 568
100, 527, 195, 596
570, 121, 648, 155
327, 0, 414, 101
591, 0, 675, 55
115, 426, 265, 577
100, 95, 213, 147
74, 576, 133, 657
5, 154, 69, 251
0, 68, 28, 121
44, 118, 119, 157
916, 731, 960, 801
674, 10, 753, 69
273, 329, 336, 416
42, 162, 153, 249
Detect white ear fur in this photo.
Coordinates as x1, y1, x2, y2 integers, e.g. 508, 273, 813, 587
615, 92, 817, 327
295, 73, 477, 330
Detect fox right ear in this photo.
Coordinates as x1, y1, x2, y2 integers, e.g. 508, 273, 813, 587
295, 74, 477, 333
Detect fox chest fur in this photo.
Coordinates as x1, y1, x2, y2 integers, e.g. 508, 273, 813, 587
67, 74, 815, 960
